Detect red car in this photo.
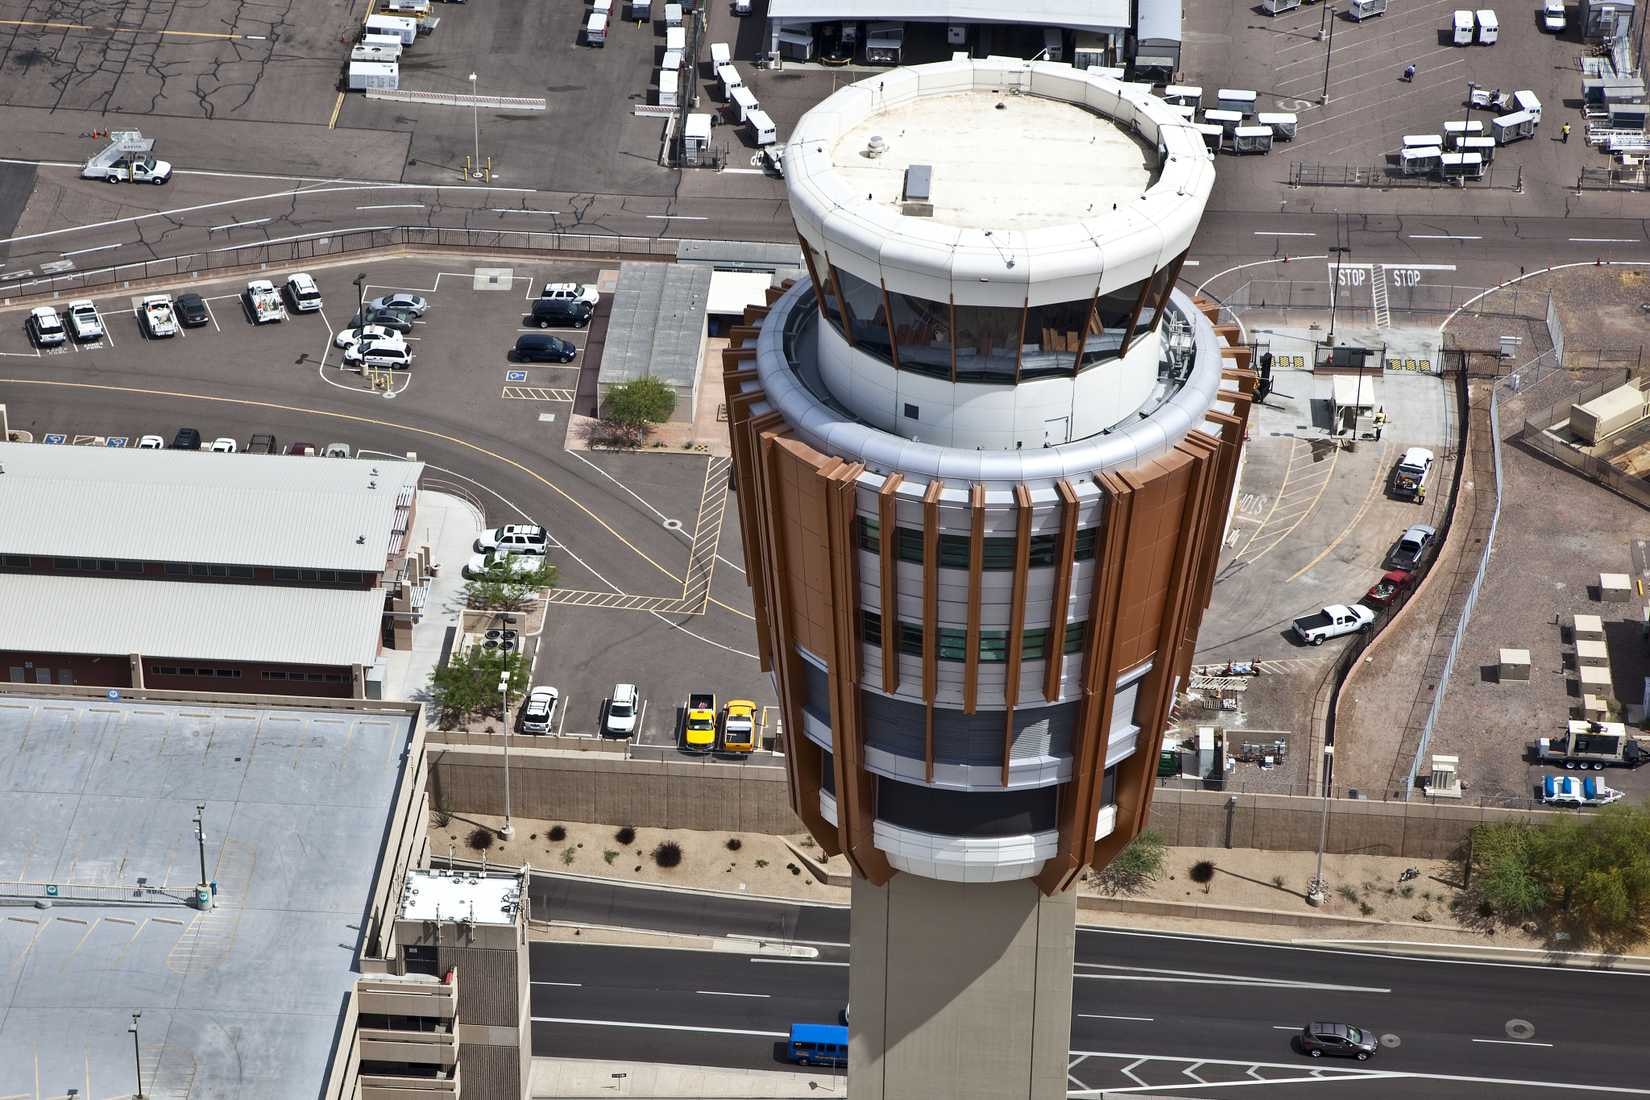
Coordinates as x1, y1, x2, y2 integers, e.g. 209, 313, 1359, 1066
1364, 569, 1412, 608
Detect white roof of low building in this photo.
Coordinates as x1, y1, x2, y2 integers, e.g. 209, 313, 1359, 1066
707, 270, 778, 316
0, 442, 422, 571
767, 0, 1131, 32
399, 868, 523, 925
0, 574, 385, 667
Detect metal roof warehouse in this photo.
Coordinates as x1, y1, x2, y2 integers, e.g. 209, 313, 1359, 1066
0, 441, 423, 572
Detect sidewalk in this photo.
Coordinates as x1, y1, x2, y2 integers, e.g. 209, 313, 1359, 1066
532, 1057, 844, 1098
380, 490, 486, 702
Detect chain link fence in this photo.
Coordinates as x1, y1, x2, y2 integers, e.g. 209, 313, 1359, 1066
0, 225, 691, 303
1518, 366, 1650, 510
1291, 162, 1523, 190
1224, 279, 1548, 323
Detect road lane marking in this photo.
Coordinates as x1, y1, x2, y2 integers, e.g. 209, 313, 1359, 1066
356, 204, 426, 210
1271, 1025, 1302, 1030
1408, 234, 1482, 240
328, 92, 346, 130
1253, 231, 1317, 237
1074, 961, 1388, 993
60, 243, 122, 257
645, 214, 709, 220
1569, 237, 1637, 243
1080, 1014, 1155, 1022
695, 990, 771, 998
0, 17, 248, 39
1285, 440, 1390, 584
531, 1016, 787, 1038
533, 980, 582, 987
492, 208, 562, 214
1474, 1038, 1554, 1047
207, 217, 271, 232
749, 957, 849, 967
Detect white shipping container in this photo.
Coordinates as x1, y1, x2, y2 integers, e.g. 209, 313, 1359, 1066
729, 83, 759, 122
348, 60, 399, 91
747, 107, 777, 145
658, 68, 679, 107
666, 25, 686, 51
709, 41, 731, 65
717, 63, 743, 98
363, 14, 417, 44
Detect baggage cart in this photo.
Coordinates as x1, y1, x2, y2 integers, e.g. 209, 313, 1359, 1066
1232, 124, 1273, 154
1257, 111, 1297, 140
1216, 88, 1258, 115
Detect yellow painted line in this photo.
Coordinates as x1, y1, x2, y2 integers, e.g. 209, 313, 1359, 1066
1242, 443, 1340, 568
0, 377, 708, 599
1284, 441, 1391, 585
0, 18, 245, 39
328, 92, 346, 131
1235, 439, 1303, 560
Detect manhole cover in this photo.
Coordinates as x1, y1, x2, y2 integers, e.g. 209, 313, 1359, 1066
663, 518, 684, 531
1379, 1033, 1402, 1048
1506, 1019, 1536, 1040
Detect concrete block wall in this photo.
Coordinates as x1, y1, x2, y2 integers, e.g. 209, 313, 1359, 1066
426, 746, 800, 835
426, 749, 1557, 859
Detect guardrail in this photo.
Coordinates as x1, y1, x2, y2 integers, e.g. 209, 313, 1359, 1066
1291, 161, 1523, 191
0, 225, 692, 303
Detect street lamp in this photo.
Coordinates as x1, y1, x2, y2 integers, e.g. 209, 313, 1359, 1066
193, 804, 212, 910
498, 666, 514, 840
1320, 6, 1336, 104
468, 72, 481, 179
129, 1012, 144, 1099
1306, 744, 1335, 907
1326, 244, 1350, 346
354, 272, 368, 323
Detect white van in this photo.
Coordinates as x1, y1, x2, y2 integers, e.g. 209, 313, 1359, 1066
586, 11, 607, 45
604, 683, 640, 737
1452, 9, 1475, 44
1475, 9, 1499, 42
364, 13, 417, 45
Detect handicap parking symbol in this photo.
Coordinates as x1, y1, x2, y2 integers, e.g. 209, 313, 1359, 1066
43, 433, 66, 445
506, 369, 528, 382
106, 436, 129, 448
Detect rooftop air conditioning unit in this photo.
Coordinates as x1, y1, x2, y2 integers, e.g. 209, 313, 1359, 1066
866, 135, 887, 157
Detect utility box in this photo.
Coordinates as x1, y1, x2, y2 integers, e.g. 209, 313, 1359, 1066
1577, 639, 1610, 667
1573, 613, 1605, 641
1600, 572, 1633, 602
1499, 648, 1532, 681
1425, 755, 1462, 797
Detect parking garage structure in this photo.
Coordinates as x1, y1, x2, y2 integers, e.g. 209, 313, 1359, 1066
722, 58, 1254, 1100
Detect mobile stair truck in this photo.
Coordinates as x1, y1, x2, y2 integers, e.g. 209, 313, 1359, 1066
81, 131, 172, 184
244, 280, 289, 324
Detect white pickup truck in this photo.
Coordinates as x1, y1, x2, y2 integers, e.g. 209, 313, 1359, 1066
1292, 604, 1374, 646
140, 295, 178, 338
244, 280, 288, 324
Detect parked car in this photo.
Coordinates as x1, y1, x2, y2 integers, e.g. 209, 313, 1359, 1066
1292, 604, 1374, 646
349, 307, 416, 334
1390, 447, 1434, 502
174, 293, 211, 328
140, 295, 177, 338
530, 297, 592, 329
1363, 569, 1412, 609
26, 306, 66, 347
335, 324, 405, 350
539, 282, 600, 307
284, 272, 323, 312
137, 434, 165, 449
603, 683, 640, 737
343, 340, 413, 370
721, 699, 758, 752
365, 292, 429, 317
520, 685, 561, 734
462, 550, 546, 580
511, 333, 579, 363
1388, 524, 1437, 571
65, 300, 104, 341
1542, 0, 1566, 31
1298, 1022, 1377, 1061
171, 428, 202, 450
475, 524, 549, 554
1540, 774, 1623, 807
246, 433, 279, 454
323, 442, 352, 458
209, 437, 238, 453
286, 441, 318, 455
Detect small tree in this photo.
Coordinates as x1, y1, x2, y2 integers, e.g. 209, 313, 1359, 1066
464, 559, 557, 611
578, 417, 651, 450
604, 377, 677, 427
426, 646, 529, 728
1091, 829, 1167, 897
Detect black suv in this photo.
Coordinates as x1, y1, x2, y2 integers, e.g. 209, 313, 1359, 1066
1298, 1022, 1377, 1061
171, 428, 202, 450
512, 333, 579, 362
246, 433, 279, 454
530, 297, 592, 329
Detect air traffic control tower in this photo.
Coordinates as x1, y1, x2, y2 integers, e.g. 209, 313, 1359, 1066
723, 57, 1254, 1100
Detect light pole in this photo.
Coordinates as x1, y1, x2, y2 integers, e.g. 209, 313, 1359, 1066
129, 1012, 144, 1098
1320, 6, 1336, 104
1326, 243, 1350, 346
468, 72, 481, 179
1306, 744, 1335, 906
193, 804, 211, 909
498, 667, 514, 840
354, 272, 368, 323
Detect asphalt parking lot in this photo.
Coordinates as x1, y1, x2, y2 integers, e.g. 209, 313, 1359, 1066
0, 254, 775, 757
336, 0, 679, 193
1183, 0, 1597, 210
0, 0, 358, 124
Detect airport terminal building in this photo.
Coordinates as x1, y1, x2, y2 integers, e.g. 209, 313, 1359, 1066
723, 57, 1253, 1099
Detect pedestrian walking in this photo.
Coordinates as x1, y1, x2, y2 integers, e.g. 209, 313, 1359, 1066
1561, 122, 1572, 143
1403, 63, 1416, 82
